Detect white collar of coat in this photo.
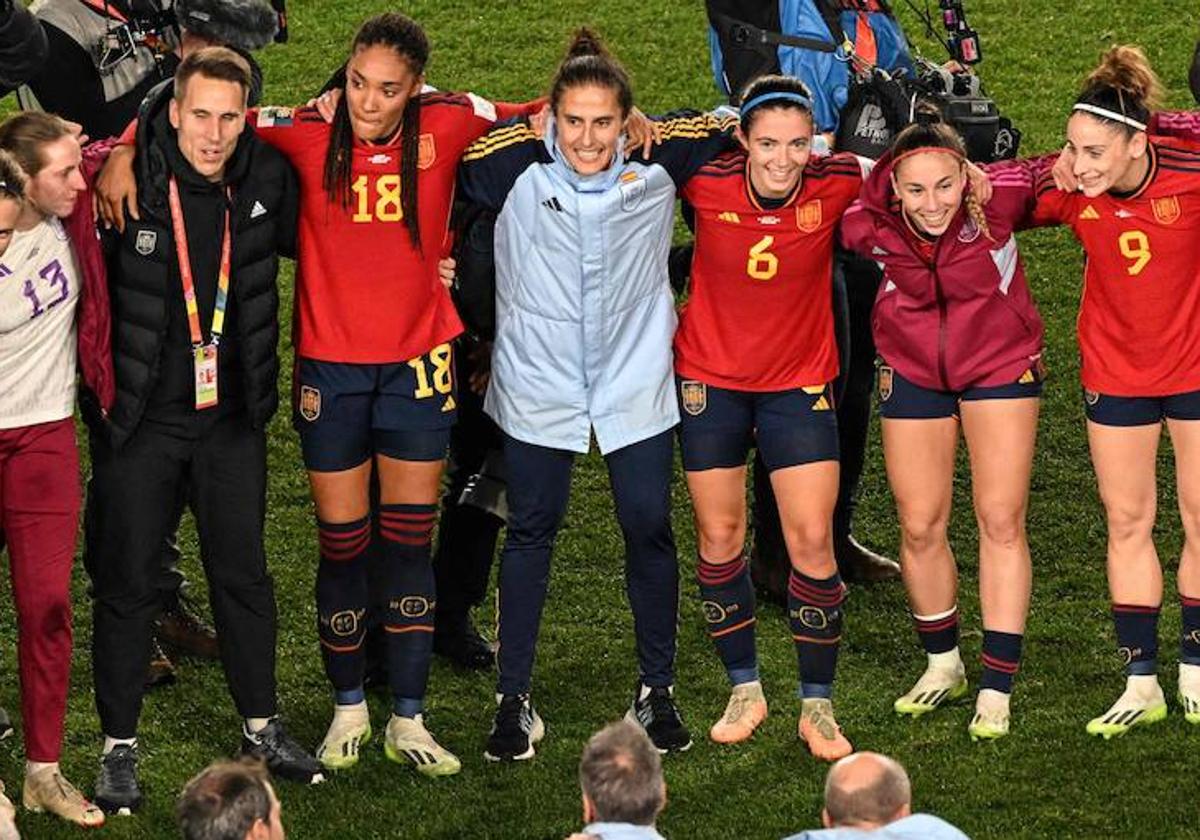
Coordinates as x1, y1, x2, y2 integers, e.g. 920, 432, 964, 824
543, 117, 629, 193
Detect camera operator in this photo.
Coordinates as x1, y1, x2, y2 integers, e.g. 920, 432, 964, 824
16, 0, 276, 140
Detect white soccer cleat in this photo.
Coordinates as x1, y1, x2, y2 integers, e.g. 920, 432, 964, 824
384, 714, 461, 777
315, 705, 372, 771
1180, 663, 1200, 725
968, 688, 1011, 741
894, 659, 968, 717
1086, 676, 1167, 739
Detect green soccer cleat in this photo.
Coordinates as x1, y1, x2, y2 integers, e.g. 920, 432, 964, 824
384, 714, 461, 777
316, 712, 372, 771
894, 664, 968, 717
1086, 681, 1167, 739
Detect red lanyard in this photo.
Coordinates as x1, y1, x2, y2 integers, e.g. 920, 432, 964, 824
167, 177, 232, 348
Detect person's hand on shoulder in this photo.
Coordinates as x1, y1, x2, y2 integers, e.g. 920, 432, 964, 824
964, 161, 993, 204
94, 145, 139, 232
623, 107, 662, 158
1051, 147, 1079, 192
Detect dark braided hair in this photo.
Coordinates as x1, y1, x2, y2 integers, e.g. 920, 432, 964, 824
1074, 45, 1163, 138
548, 28, 632, 117
322, 12, 429, 250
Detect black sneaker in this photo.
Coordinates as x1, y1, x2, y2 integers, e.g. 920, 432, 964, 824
241, 719, 325, 785
626, 683, 692, 753
94, 743, 142, 815
484, 694, 544, 761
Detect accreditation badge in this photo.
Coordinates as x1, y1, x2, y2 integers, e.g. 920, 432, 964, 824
194, 344, 219, 410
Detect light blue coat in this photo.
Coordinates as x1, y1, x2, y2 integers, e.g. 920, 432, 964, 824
459, 113, 733, 454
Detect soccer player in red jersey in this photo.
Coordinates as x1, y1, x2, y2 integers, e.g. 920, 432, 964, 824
840, 115, 1045, 743
674, 76, 866, 760
1032, 47, 1200, 738
249, 14, 550, 776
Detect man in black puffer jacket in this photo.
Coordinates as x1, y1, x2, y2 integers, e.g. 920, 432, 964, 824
85, 47, 322, 816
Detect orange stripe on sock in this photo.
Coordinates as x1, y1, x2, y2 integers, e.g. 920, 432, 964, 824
709, 617, 757, 638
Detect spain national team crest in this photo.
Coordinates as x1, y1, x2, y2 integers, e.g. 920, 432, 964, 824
135, 229, 157, 256
1151, 195, 1181, 226
878, 366, 894, 401
620, 175, 646, 212
1084, 389, 1100, 406
796, 199, 822, 233
418, 133, 436, 170
680, 380, 707, 416
298, 385, 321, 421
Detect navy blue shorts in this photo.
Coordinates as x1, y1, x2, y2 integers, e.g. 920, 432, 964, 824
293, 345, 457, 472
676, 377, 839, 473
1084, 388, 1200, 426
878, 363, 1043, 420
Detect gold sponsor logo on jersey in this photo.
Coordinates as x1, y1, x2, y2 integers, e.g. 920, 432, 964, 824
1152, 195, 1181, 225
298, 385, 321, 421
1078, 204, 1100, 220
878, 366, 894, 401
418, 133, 436, 169
796, 199, 823, 233
680, 380, 707, 415
717, 211, 741, 224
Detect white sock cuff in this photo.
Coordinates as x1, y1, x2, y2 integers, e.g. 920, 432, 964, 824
913, 605, 958, 622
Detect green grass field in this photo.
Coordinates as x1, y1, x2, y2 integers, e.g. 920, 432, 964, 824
4, 1, 1200, 837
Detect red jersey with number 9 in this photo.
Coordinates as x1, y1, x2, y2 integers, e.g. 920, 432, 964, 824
251, 92, 516, 363
674, 151, 864, 391
1032, 140, 1200, 396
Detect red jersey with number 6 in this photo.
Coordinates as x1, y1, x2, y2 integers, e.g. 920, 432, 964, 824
674, 151, 864, 391
1032, 139, 1200, 395
251, 92, 524, 364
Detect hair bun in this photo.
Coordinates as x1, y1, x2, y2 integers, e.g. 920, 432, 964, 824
565, 27, 607, 60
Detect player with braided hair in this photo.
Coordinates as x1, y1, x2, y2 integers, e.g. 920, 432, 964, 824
1033, 46, 1200, 739
840, 111, 1045, 742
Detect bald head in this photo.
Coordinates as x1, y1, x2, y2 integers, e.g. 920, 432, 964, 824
821, 752, 912, 829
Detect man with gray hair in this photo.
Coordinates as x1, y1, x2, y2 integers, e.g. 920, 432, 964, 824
568, 721, 668, 840
783, 752, 968, 839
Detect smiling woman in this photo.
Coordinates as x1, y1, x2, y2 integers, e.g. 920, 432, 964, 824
456, 27, 735, 764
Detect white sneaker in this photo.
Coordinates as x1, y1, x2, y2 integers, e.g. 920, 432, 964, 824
315, 704, 372, 771
1086, 675, 1167, 739
384, 714, 461, 777
894, 654, 968, 717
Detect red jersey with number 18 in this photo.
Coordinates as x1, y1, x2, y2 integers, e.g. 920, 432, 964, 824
674, 151, 864, 391
1032, 139, 1200, 396
252, 92, 518, 364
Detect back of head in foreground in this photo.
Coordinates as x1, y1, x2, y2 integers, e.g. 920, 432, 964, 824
177, 758, 283, 840
579, 721, 666, 830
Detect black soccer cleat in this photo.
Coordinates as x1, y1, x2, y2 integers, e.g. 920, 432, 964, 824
241, 719, 325, 785
94, 744, 142, 815
626, 683, 693, 753
484, 694, 544, 762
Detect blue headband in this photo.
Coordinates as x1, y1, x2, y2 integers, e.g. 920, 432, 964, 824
741, 91, 813, 118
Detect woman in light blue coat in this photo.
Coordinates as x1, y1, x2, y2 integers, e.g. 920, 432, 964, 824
456, 28, 733, 763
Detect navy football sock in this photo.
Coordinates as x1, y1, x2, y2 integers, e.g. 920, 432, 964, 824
316, 515, 371, 694
379, 503, 438, 717
788, 569, 846, 699
1113, 603, 1160, 676
979, 630, 1023, 694
912, 606, 960, 655
697, 554, 758, 685
1181, 594, 1200, 666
